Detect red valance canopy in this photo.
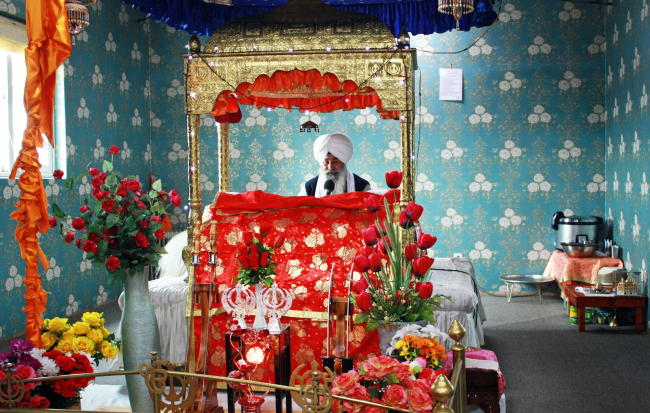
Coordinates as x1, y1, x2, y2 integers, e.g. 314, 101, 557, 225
210, 68, 401, 123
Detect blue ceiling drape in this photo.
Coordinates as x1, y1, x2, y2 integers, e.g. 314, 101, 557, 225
122, 0, 498, 37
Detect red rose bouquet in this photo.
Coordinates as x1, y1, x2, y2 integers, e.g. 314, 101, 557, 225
50, 151, 180, 285
0, 339, 49, 409
235, 223, 285, 287
331, 355, 447, 413
352, 171, 446, 331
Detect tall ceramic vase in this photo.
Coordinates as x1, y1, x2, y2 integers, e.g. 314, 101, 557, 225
253, 283, 268, 330
120, 271, 161, 413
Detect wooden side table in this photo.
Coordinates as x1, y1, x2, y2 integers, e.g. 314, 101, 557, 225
563, 284, 648, 332
225, 325, 291, 413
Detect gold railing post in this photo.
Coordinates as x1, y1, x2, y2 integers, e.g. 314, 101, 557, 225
431, 373, 455, 413
449, 319, 467, 413
217, 122, 230, 192
150, 352, 162, 413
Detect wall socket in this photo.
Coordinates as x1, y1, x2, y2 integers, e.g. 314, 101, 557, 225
453, 253, 463, 258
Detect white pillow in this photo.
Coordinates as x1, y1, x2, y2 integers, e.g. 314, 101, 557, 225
430, 257, 457, 271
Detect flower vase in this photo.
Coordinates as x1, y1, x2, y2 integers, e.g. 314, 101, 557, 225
377, 321, 428, 356
253, 283, 268, 330
120, 271, 161, 413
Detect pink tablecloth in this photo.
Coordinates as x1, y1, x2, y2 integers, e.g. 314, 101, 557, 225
543, 250, 623, 285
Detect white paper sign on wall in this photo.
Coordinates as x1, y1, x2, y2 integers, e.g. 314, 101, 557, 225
439, 68, 463, 101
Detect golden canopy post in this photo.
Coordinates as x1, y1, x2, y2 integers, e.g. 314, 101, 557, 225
217, 122, 230, 192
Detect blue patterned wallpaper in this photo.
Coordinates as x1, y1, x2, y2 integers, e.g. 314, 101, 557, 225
604, 2, 649, 280
0, 0, 610, 339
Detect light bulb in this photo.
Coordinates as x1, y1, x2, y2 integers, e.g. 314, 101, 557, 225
190, 93, 196, 98
289, 48, 294, 52
188, 55, 193, 60
326, 46, 331, 52
365, 45, 370, 50
214, 46, 218, 51
246, 347, 265, 365
305, 110, 310, 114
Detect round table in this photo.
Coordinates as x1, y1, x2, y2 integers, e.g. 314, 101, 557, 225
499, 274, 555, 303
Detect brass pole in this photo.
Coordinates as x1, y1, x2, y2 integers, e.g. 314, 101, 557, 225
217, 122, 230, 192
449, 320, 467, 413
187, 114, 202, 242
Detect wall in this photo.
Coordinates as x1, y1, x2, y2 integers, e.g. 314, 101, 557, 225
0, 1, 152, 339
150, 0, 607, 292
604, 2, 649, 276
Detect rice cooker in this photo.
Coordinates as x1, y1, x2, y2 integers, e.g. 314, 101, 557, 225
552, 212, 603, 250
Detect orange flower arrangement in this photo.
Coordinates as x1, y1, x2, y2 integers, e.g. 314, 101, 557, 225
394, 334, 447, 369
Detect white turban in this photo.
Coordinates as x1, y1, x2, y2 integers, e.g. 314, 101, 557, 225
313, 133, 354, 165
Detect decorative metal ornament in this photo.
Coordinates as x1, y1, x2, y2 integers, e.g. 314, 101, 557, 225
222, 284, 257, 328
396, 26, 410, 49
65, 0, 90, 36
438, 0, 475, 29
300, 120, 319, 133
257, 283, 292, 334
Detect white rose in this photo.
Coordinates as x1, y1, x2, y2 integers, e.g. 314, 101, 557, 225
168, 152, 178, 161
245, 182, 256, 191
481, 45, 493, 55
499, 217, 511, 228
510, 215, 522, 225
500, 12, 511, 23
415, 182, 423, 192
540, 44, 552, 54
600, 112, 607, 122
245, 117, 256, 127
284, 148, 294, 158
528, 45, 540, 55
511, 78, 522, 88
389, 140, 400, 150
475, 173, 486, 183
481, 181, 493, 191
499, 81, 511, 91
528, 113, 540, 124
475, 241, 486, 250
540, 250, 551, 260
499, 149, 511, 159
540, 182, 552, 192
250, 174, 262, 183
504, 209, 515, 218
534, 36, 545, 46
469, 250, 481, 260
594, 105, 605, 114
534, 105, 545, 114
564, 140, 575, 149
505, 3, 515, 12
559, 80, 570, 90
559, 11, 570, 21
540, 113, 552, 123
273, 150, 284, 160
257, 181, 267, 191
384, 149, 396, 159
528, 182, 540, 192
587, 182, 598, 193
588, 44, 599, 54
505, 140, 515, 149
469, 114, 481, 124
481, 113, 493, 123
475, 105, 486, 115
593, 174, 604, 183
527, 251, 540, 261
533, 242, 544, 251
558, 149, 570, 159
424, 181, 435, 191
441, 217, 453, 227
564, 71, 575, 80
570, 147, 582, 157
445, 140, 457, 149
481, 249, 493, 259
469, 46, 481, 56
230, 149, 241, 159
355, 115, 366, 125
440, 149, 452, 160
452, 147, 464, 157
447, 208, 457, 217
505, 72, 515, 81
452, 215, 464, 225
570, 9, 581, 19
511, 147, 522, 157
587, 113, 599, 123
423, 113, 434, 123
469, 182, 481, 192
570, 78, 582, 88
256, 117, 267, 126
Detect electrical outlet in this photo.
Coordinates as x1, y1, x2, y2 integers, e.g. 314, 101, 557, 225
453, 253, 463, 258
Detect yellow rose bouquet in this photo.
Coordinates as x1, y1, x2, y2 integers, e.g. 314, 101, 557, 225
40, 312, 121, 365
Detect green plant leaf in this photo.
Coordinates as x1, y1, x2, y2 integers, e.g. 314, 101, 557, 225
125, 217, 136, 231
65, 177, 74, 191
52, 203, 66, 218
152, 179, 162, 192
106, 214, 120, 228
263, 277, 274, 287
106, 174, 117, 187
365, 319, 382, 332
103, 160, 113, 173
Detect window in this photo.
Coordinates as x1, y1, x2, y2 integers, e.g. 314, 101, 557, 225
0, 15, 65, 179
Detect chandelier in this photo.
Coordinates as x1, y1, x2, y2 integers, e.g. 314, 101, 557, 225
438, 0, 475, 29
65, 0, 96, 37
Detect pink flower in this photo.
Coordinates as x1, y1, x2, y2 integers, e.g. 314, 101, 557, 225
407, 387, 434, 412
381, 384, 407, 408
332, 370, 361, 395
362, 356, 401, 380
414, 357, 427, 369
342, 385, 370, 413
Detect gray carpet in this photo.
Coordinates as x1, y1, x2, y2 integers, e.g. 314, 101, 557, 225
481, 293, 650, 413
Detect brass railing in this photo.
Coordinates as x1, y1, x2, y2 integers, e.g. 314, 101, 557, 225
0, 321, 468, 413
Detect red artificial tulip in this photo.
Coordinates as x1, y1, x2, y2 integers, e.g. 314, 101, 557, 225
404, 243, 418, 261
363, 245, 374, 257
362, 228, 378, 246
260, 252, 269, 266
418, 282, 433, 299
412, 256, 435, 277
274, 234, 286, 248
415, 282, 423, 293
405, 201, 424, 221
396, 290, 408, 305
354, 254, 370, 273
356, 291, 372, 312
399, 211, 413, 229
417, 232, 437, 250
243, 232, 254, 245
369, 253, 383, 272
385, 171, 403, 189
363, 195, 381, 213
249, 244, 259, 254
378, 239, 392, 255
248, 253, 260, 269
109, 145, 120, 155
352, 279, 369, 294
237, 254, 250, 269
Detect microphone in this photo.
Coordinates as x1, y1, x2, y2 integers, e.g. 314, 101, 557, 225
324, 179, 335, 196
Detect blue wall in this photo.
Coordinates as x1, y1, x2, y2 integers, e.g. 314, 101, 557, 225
604, 2, 650, 278
0, 0, 610, 338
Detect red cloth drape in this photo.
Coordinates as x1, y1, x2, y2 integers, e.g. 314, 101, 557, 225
210, 69, 401, 123
9, 0, 71, 346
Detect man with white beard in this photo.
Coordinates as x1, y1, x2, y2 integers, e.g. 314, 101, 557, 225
299, 133, 370, 197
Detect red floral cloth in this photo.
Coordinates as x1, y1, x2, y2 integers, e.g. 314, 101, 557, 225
192, 191, 400, 379
544, 250, 623, 285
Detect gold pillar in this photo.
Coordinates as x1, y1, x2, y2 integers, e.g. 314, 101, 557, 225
449, 320, 467, 413
217, 122, 230, 192
400, 54, 416, 209
187, 114, 202, 243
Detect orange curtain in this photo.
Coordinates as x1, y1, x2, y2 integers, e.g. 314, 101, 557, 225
9, 0, 71, 346
210, 69, 401, 123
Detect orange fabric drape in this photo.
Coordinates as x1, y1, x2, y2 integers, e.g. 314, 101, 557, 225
210, 69, 401, 122
9, 0, 71, 346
